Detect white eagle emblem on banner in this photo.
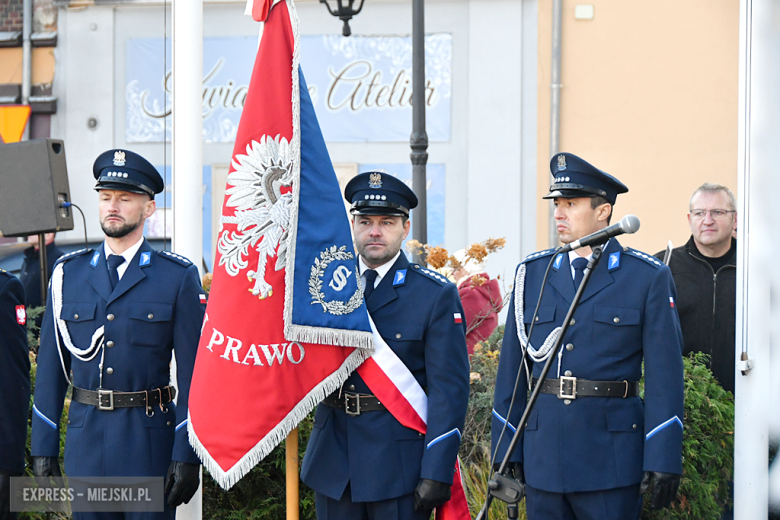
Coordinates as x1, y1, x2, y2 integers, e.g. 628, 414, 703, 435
217, 134, 294, 299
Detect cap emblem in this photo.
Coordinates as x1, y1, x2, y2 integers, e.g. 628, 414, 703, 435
557, 154, 567, 171
113, 151, 126, 166
369, 172, 382, 189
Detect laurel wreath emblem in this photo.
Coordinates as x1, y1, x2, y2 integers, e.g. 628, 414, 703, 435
309, 245, 363, 315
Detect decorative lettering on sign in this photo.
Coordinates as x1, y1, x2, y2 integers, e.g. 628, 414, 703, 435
326, 61, 438, 112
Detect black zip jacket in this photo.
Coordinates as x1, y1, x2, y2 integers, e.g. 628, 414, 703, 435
655, 236, 736, 393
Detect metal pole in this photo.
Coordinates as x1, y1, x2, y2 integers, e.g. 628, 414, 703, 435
172, 0, 204, 518
21, 0, 32, 140
37, 233, 48, 308
286, 429, 300, 520
410, 0, 428, 262
548, 0, 563, 249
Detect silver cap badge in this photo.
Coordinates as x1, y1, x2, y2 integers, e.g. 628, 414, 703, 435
557, 154, 567, 171
369, 172, 382, 189
113, 151, 127, 167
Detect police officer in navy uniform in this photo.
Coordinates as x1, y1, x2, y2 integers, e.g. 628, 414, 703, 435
491, 153, 685, 519
0, 271, 29, 520
31, 149, 205, 519
301, 172, 470, 520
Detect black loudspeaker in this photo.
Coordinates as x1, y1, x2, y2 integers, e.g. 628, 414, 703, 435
0, 138, 74, 237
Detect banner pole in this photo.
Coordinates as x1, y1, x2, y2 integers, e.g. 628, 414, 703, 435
286, 428, 300, 520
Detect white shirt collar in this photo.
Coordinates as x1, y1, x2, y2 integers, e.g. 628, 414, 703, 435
359, 250, 401, 286
567, 239, 610, 279
104, 237, 145, 280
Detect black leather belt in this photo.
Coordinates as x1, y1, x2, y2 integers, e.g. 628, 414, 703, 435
322, 391, 386, 416
72, 386, 176, 412
532, 377, 639, 400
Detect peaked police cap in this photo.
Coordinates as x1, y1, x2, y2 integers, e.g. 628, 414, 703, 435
93, 149, 164, 198
543, 152, 628, 205
344, 171, 418, 217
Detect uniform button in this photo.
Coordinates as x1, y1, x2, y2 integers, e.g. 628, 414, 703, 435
534, 316, 539, 322
613, 316, 620, 323
348, 385, 355, 391
106, 341, 114, 348
564, 399, 571, 405
396, 333, 402, 339
564, 370, 572, 377
419, 432, 424, 437
566, 343, 574, 351
74, 314, 79, 320
569, 318, 576, 326
107, 314, 115, 321
148, 314, 154, 320
632, 424, 637, 429
167, 421, 173, 426
106, 367, 114, 374
68, 420, 71, 424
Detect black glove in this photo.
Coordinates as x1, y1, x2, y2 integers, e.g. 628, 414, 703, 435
413, 478, 451, 511
164, 462, 200, 509
492, 462, 524, 484
640, 471, 680, 510
31, 457, 62, 478
0, 472, 16, 520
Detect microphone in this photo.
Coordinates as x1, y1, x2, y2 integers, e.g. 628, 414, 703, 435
559, 214, 641, 253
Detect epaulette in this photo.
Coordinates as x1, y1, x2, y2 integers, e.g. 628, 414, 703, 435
54, 248, 92, 267
522, 248, 557, 264
623, 247, 664, 269
410, 264, 450, 286
157, 250, 193, 267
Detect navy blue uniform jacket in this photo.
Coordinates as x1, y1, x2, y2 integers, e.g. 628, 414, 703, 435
0, 271, 30, 475
31, 240, 205, 477
301, 253, 470, 502
491, 239, 685, 493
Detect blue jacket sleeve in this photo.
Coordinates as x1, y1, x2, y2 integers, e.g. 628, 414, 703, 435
419, 282, 470, 484
642, 266, 685, 475
491, 287, 527, 467
171, 264, 207, 464
0, 275, 30, 475
31, 283, 71, 459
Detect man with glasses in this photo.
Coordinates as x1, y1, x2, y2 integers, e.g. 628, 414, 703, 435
655, 183, 737, 394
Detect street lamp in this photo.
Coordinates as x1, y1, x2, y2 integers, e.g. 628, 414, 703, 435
320, 0, 428, 263
319, 0, 365, 37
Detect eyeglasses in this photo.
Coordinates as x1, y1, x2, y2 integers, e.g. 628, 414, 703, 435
689, 209, 735, 220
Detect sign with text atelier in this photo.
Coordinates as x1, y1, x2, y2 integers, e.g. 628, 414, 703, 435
125, 34, 452, 143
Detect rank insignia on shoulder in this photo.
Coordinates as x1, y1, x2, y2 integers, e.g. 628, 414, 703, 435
553, 254, 563, 270
158, 250, 192, 266
608, 251, 621, 271
140, 252, 152, 266
393, 269, 407, 286
90, 251, 100, 267
523, 248, 556, 264
625, 248, 663, 268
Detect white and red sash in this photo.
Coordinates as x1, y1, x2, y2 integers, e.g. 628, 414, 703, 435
357, 316, 470, 520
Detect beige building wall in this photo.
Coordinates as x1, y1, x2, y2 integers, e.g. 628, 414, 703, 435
536, 0, 740, 254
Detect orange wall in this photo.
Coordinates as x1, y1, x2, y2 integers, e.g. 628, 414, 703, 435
0, 47, 56, 84
536, 0, 740, 254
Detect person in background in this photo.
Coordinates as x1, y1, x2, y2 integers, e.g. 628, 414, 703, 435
654, 183, 737, 394
451, 249, 502, 355
0, 270, 29, 520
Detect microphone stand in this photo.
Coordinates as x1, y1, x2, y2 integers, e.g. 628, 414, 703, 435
476, 246, 604, 520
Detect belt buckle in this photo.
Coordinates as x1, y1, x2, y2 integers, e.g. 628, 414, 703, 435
558, 376, 577, 400
345, 394, 361, 416
98, 389, 114, 411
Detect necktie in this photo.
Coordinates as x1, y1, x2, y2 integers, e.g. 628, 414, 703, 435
363, 269, 378, 302
107, 254, 126, 290
572, 257, 588, 289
